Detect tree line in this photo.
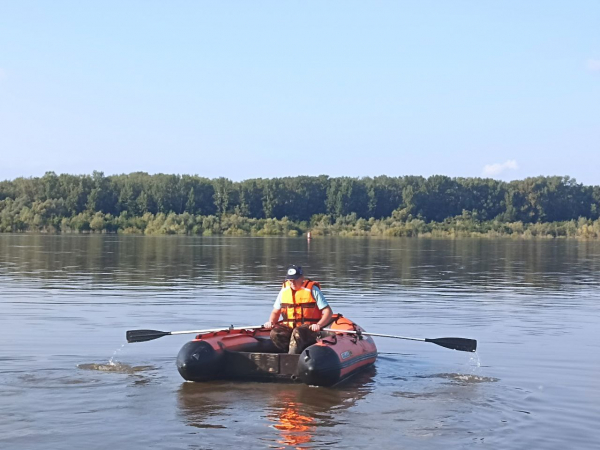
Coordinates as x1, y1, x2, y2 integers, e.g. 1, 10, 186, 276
1, 172, 599, 236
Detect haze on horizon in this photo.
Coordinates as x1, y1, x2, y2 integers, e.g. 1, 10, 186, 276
0, 1, 598, 185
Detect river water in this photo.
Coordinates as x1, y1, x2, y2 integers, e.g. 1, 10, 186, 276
0, 235, 599, 449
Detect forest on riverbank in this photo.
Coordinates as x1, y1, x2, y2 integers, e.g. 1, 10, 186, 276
1, 172, 599, 238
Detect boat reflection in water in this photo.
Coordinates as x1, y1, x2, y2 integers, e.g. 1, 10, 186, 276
269, 397, 314, 448
177, 367, 375, 448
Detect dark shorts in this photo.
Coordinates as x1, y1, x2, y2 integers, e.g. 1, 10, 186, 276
270, 324, 319, 354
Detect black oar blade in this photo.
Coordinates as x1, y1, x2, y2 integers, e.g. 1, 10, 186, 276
426, 337, 477, 353
126, 329, 171, 343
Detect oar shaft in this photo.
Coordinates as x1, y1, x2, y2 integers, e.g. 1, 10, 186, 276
322, 328, 477, 352
127, 325, 265, 343
322, 328, 425, 342
170, 325, 263, 336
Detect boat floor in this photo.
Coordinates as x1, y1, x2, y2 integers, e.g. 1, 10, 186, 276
223, 351, 301, 380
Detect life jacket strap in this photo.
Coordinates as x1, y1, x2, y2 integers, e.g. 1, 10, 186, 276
281, 302, 317, 309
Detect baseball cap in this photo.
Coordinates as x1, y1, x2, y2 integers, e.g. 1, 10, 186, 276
285, 265, 303, 280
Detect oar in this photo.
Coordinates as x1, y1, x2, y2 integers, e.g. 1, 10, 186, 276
126, 325, 263, 343
322, 329, 477, 353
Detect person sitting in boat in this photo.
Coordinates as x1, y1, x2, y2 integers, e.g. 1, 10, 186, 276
263, 265, 333, 354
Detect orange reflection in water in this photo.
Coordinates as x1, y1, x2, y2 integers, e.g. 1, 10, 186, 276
270, 400, 315, 449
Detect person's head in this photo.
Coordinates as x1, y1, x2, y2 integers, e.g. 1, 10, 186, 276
285, 265, 304, 290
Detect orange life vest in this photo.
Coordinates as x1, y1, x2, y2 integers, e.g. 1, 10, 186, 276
280, 279, 322, 328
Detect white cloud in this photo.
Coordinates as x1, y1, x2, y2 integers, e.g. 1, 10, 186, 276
482, 160, 518, 177
587, 59, 600, 73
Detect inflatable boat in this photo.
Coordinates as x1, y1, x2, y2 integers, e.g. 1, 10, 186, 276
176, 315, 377, 387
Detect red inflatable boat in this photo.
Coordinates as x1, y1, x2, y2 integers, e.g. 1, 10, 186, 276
176, 315, 377, 387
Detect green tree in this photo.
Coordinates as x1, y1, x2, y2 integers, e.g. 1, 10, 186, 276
213, 177, 232, 217
186, 187, 196, 214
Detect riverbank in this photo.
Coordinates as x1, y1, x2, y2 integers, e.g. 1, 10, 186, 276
2, 211, 599, 239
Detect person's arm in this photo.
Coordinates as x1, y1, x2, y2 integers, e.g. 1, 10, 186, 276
310, 285, 333, 331
311, 306, 333, 331
264, 289, 284, 329
264, 308, 281, 329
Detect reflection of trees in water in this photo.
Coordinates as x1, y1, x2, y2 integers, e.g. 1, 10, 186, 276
177, 368, 375, 447
1, 235, 599, 295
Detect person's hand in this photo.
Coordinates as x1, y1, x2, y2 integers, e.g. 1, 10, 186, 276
309, 324, 321, 332
263, 321, 274, 330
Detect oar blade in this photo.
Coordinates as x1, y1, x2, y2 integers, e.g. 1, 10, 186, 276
426, 337, 477, 353
126, 329, 170, 343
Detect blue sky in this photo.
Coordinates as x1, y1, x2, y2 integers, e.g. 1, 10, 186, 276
1, 1, 599, 184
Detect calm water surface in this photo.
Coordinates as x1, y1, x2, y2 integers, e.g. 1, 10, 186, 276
1, 235, 599, 449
